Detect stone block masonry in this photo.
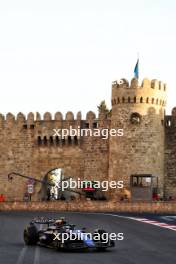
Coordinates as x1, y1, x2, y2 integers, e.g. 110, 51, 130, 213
0, 77, 175, 201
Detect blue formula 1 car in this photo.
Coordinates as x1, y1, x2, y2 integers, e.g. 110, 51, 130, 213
23, 217, 115, 251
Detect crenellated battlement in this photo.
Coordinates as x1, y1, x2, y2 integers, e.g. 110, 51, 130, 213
112, 78, 167, 91
112, 78, 167, 107
0, 111, 102, 128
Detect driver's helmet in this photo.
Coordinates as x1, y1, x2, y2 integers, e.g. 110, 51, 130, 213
60, 217, 66, 223
55, 217, 66, 226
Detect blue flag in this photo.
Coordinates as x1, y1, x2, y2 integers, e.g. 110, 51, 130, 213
134, 59, 139, 79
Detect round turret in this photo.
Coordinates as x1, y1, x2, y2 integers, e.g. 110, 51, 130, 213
109, 78, 167, 198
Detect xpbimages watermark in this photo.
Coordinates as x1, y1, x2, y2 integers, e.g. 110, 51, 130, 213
53, 126, 124, 140
53, 230, 124, 244
54, 178, 124, 192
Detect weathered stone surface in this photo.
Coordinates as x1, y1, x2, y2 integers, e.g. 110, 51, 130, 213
0, 78, 175, 202
110, 78, 166, 198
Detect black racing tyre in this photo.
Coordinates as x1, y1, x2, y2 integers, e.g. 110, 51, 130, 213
23, 225, 38, 245
94, 229, 109, 251
94, 229, 109, 252
94, 229, 107, 241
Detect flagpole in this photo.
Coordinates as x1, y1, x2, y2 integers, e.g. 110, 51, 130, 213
137, 52, 139, 80
134, 54, 139, 80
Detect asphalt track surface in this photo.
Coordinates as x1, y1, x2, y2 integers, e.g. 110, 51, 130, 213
0, 211, 176, 264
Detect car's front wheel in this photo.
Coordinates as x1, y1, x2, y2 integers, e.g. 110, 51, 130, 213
24, 225, 38, 245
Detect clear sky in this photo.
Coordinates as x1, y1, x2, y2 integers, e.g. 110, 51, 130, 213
0, 0, 175, 118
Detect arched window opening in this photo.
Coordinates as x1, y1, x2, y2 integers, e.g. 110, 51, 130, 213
38, 136, 42, 145
68, 136, 72, 145
74, 136, 78, 145
49, 136, 54, 145
43, 136, 47, 146
56, 136, 60, 145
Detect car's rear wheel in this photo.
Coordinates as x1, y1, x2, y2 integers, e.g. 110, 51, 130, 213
24, 225, 38, 245
94, 229, 107, 241
94, 229, 109, 251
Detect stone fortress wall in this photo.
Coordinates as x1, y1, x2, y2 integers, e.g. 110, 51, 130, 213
0, 77, 175, 201
0, 111, 110, 201
164, 107, 176, 197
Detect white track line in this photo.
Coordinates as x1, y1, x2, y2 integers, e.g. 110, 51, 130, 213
128, 217, 176, 232
33, 224, 42, 264
33, 246, 40, 264
67, 212, 176, 232
16, 246, 27, 264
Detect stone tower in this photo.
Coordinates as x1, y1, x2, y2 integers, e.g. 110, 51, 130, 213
165, 107, 176, 198
109, 78, 167, 197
